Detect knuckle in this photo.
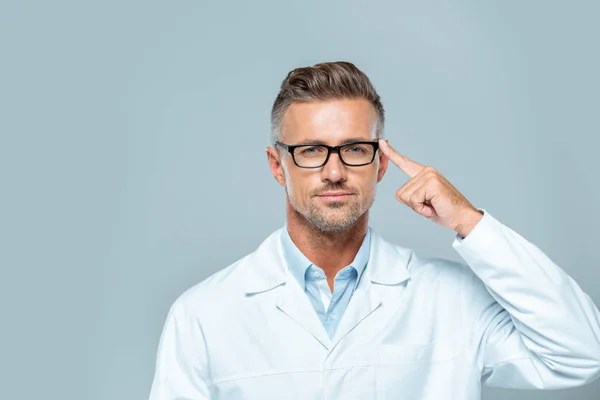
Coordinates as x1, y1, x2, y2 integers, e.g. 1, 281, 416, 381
424, 166, 437, 176
395, 189, 404, 202
409, 191, 419, 204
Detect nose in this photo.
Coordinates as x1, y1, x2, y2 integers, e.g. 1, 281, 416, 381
320, 152, 347, 183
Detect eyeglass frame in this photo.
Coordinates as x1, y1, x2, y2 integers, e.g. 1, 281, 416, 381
275, 140, 380, 168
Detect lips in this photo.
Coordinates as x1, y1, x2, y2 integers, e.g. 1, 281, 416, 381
317, 191, 353, 201
318, 191, 353, 197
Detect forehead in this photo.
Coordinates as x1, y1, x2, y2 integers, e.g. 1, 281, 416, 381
281, 98, 376, 145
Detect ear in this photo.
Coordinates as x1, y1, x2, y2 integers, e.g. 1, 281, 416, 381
376, 150, 389, 183
266, 146, 287, 187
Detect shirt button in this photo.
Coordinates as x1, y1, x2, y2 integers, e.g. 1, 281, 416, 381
326, 313, 333, 321
312, 271, 321, 278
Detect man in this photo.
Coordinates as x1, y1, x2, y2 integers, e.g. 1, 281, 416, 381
148, 61, 600, 399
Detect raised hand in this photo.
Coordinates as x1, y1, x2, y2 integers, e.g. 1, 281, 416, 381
378, 139, 483, 238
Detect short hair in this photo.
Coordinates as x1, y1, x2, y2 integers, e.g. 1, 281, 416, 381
270, 61, 385, 146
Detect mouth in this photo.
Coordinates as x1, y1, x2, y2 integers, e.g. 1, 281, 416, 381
317, 192, 354, 201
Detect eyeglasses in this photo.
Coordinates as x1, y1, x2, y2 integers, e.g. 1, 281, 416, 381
276, 141, 380, 168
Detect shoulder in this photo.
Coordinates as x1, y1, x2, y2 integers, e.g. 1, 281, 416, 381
373, 231, 472, 279
169, 227, 284, 316
177, 257, 247, 309
378, 233, 495, 316
414, 254, 473, 284
384, 237, 493, 312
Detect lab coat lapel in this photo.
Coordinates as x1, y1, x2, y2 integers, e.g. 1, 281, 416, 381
276, 280, 331, 350
332, 230, 412, 346
331, 274, 382, 345
244, 228, 331, 350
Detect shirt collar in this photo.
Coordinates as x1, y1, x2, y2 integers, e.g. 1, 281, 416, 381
280, 223, 371, 290
243, 227, 411, 295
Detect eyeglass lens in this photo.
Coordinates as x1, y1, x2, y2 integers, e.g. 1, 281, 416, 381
293, 143, 375, 167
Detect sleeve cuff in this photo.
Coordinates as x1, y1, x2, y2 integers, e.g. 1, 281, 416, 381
453, 208, 488, 245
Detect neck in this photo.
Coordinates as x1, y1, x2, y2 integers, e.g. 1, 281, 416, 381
285, 201, 368, 280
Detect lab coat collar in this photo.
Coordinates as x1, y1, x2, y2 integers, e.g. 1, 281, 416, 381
243, 227, 412, 294
368, 227, 413, 285
243, 228, 288, 294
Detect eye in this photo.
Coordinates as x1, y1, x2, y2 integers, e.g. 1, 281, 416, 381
344, 145, 368, 153
299, 146, 325, 155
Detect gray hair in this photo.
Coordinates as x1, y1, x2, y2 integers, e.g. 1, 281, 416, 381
270, 61, 385, 147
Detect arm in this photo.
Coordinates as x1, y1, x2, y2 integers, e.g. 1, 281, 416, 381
454, 209, 600, 389
148, 300, 212, 399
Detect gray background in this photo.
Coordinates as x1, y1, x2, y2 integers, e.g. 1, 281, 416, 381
1, 0, 599, 399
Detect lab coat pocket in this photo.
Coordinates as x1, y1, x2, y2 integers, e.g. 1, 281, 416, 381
351, 342, 459, 399
375, 343, 459, 399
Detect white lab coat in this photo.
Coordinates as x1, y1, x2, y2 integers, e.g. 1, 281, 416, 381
148, 210, 600, 399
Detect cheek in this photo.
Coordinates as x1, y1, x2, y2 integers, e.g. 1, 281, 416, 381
356, 176, 378, 200
284, 169, 314, 198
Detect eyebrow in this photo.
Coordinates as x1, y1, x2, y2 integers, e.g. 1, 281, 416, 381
296, 137, 373, 145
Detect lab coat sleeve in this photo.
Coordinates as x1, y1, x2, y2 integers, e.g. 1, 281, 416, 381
453, 209, 600, 389
148, 299, 212, 399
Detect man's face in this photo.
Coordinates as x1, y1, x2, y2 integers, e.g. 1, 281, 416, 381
267, 98, 389, 233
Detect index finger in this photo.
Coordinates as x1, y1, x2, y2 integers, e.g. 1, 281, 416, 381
378, 139, 424, 178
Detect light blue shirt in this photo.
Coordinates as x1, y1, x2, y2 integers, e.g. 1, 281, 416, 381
281, 225, 371, 338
